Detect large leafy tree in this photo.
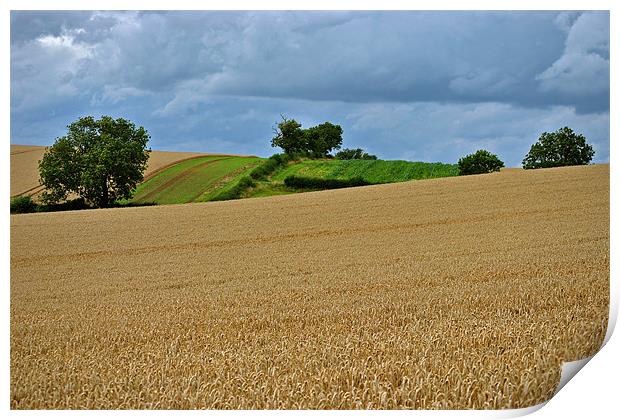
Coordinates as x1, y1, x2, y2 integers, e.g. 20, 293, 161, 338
303, 122, 343, 157
39, 116, 151, 208
522, 127, 595, 169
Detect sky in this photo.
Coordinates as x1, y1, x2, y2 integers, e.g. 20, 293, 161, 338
10, 10, 610, 167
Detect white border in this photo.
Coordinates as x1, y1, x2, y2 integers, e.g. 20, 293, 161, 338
3, 1, 616, 419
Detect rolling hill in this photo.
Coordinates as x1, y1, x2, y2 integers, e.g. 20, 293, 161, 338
128, 156, 460, 204
9, 144, 251, 200
271, 159, 458, 183
11, 145, 459, 207
128, 156, 264, 205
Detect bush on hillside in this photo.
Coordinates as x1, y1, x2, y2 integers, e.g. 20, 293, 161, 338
458, 150, 504, 175
10, 196, 38, 214
249, 153, 295, 180
335, 148, 377, 160
284, 175, 371, 190
37, 197, 91, 212
210, 176, 256, 201
10, 196, 94, 214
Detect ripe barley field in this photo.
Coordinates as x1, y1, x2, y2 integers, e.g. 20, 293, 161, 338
10, 164, 609, 409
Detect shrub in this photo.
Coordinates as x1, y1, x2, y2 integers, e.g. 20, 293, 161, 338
37, 198, 91, 213
335, 148, 377, 160
10, 196, 38, 214
458, 150, 505, 175
249, 153, 300, 180
210, 176, 256, 201
522, 127, 595, 169
284, 175, 371, 190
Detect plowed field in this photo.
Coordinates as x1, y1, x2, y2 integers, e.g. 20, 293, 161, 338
10, 164, 609, 409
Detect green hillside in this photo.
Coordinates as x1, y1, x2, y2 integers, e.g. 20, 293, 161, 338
125, 155, 457, 205
128, 156, 263, 205
271, 159, 458, 184
243, 158, 458, 199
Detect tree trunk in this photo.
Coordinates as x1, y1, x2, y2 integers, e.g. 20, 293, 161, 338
100, 177, 109, 208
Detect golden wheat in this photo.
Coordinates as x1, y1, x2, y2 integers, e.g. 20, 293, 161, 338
10, 164, 609, 409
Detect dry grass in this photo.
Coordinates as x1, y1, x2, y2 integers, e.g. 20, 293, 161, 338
10, 145, 48, 197
9, 145, 223, 197
10, 164, 609, 409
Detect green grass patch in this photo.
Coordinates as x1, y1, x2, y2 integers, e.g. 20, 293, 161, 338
118, 155, 457, 206
245, 181, 297, 198
129, 156, 264, 205
272, 159, 458, 184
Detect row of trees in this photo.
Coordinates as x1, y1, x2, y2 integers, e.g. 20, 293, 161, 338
32, 115, 377, 210
270, 117, 343, 157
458, 127, 595, 175
270, 116, 377, 160
32, 115, 595, 210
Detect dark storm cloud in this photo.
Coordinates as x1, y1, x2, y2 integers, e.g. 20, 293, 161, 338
10, 10, 609, 165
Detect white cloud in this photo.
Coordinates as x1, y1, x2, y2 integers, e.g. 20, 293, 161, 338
11, 31, 94, 110
537, 11, 609, 96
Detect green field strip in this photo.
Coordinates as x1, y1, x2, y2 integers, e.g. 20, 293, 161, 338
130, 156, 263, 205
194, 158, 265, 202
131, 156, 227, 202
272, 159, 458, 184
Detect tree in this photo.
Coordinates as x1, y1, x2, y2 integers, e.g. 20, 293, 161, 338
39, 116, 151, 208
304, 122, 343, 157
271, 116, 344, 156
335, 148, 377, 160
522, 127, 594, 169
458, 150, 504, 175
270, 116, 306, 154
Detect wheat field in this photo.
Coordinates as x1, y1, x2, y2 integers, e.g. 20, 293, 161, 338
10, 164, 609, 409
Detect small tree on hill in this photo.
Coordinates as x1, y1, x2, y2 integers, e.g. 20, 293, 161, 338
522, 127, 594, 169
458, 150, 504, 175
39, 116, 151, 208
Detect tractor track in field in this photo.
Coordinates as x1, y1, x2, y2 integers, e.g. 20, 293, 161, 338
10, 148, 44, 156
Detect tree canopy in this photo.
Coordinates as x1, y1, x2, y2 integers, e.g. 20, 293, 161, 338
39, 116, 151, 208
458, 150, 504, 175
522, 127, 595, 169
270, 117, 306, 154
271, 116, 343, 156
